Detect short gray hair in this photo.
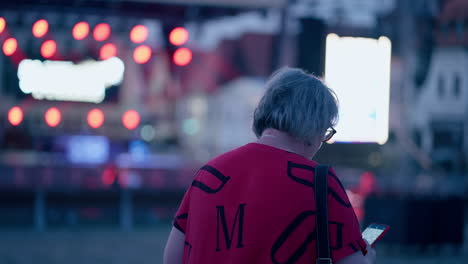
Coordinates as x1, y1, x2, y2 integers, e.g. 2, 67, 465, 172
252, 67, 338, 143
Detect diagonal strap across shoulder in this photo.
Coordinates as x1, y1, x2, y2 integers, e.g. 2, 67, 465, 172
315, 165, 332, 264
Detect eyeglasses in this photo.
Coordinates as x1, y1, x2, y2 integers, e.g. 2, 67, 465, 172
323, 127, 336, 142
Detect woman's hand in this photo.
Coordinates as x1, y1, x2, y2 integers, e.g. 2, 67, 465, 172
336, 240, 376, 264
364, 241, 377, 264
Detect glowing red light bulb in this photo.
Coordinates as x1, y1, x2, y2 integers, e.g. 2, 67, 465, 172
173, 48, 192, 66
169, 27, 189, 46
99, 43, 117, 60
122, 110, 140, 130
40, 40, 57, 58
133, 45, 152, 64
2, 38, 17, 56
130, 25, 149, 44
87, 108, 105, 128
45, 107, 61, 127
93, 23, 111, 42
73, 21, 90, 40
8, 106, 23, 126
33, 19, 49, 38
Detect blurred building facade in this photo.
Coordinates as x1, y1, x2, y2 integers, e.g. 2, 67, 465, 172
409, 0, 468, 179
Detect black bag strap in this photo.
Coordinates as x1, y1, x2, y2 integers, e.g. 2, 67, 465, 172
315, 165, 332, 264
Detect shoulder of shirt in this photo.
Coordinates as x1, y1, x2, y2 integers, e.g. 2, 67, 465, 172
204, 144, 253, 166
195, 144, 341, 182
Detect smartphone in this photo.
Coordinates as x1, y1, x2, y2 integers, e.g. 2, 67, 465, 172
362, 223, 390, 247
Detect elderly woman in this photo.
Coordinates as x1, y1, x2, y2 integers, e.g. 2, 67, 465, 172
164, 68, 376, 264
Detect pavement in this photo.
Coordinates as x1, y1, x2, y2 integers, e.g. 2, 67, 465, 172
0, 227, 466, 264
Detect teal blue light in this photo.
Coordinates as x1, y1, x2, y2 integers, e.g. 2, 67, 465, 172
182, 118, 199, 135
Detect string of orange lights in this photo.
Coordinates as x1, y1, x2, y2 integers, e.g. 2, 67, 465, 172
7, 105, 141, 130
1, 16, 195, 131
1, 17, 192, 65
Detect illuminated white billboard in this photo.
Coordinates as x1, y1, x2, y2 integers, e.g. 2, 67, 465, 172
325, 34, 391, 144
17, 57, 125, 103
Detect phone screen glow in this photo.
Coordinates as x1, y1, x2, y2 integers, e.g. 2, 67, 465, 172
362, 226, 385, 245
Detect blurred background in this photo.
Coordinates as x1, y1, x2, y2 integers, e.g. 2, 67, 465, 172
0, 0, 467, 263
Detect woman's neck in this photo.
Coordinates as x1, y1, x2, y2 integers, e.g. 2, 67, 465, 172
256, 128, 313, 158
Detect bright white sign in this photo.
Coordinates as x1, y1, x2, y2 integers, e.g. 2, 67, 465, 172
18, 57, 125, 103
325, 34, 391, 145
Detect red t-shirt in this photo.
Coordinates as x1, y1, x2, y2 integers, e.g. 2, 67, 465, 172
174, 143, 366, 264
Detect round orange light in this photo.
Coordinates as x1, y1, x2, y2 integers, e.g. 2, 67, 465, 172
173, 48, 192, 66
0, 17, 6, 34
32, 19, 48, 38
133, 45, 152, 64
72, 21, 90, 40
8, 106, 23, 126
40, 40, 57, 58
130, 25, 148, 44
2, 38, 17, 56
169, 27, 189, 46
87, 108, 105, 129
45, 107, 61, 127
93, 23, 111, 41
99, 43, 117, 60
122, 110, 140, 130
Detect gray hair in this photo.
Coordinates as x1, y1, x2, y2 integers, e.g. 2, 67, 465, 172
252, 67, 338, 143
